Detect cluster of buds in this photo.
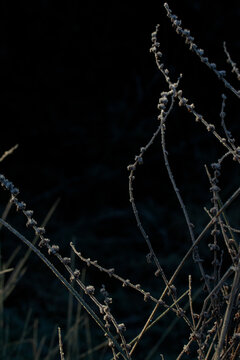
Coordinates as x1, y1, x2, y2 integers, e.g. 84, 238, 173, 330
0, 173, 88, 298
164, 2, 240, 98
164, 3, 229, 80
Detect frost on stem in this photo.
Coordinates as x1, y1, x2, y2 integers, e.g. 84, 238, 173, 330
62, 257, 71, 265
164, 2, 240, 98
85, 285, 95, 295
48, 245, 59, 255
117, 323, 126, 332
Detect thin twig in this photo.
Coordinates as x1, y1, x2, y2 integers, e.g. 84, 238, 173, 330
58, 327, 65, 360
214, 263, 240, 359
188, 275, 196, 329
0, 144, 18, 163
0, 218, 128, 360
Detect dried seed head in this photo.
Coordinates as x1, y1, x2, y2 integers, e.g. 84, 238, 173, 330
146, 252, 153, 264
211, 162, 221, 170
105, 297, 112, 305
144, 292, 150, 302
103, 313, 112, 322
218, 70, 226, 78
15, 201, 26, 211
48, 245, 59, 255
26, 218, 37, 228
62, 257, 71, 265
35, 227, 45, 236
73, 269, 80, 278
107, 268, 115, 276
85, 285, 95, 295
207, 124, 215, 132
210, 185, 220, 193
11, 187, 19, 196
168, 284, 177, 296
108, 339, 114, 347
155, 269, 161, 277
24, 210, 34, 217
38, 238, 50, 247
127, 164, 136, 171
122, 279, 130, 287
117, 323, 126, 332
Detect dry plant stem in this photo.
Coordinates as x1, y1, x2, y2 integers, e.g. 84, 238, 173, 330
136, 184, 240, 356
204, 165, 219, 287
129, 185, 240, 357
160, 114, 211, 294
177, 91, 237, 158
0, 176, 130, 360
223, 223, 240, 234
140, 290, 189, 333
0, 144, 18, 163
71, 243, 191, 320
205, 330, 218, 360
223, 41, 240, 81
0, 218, 129, 360
112, 289, 189, 360
214, 263, 240, 360
128, 96, 193, 355
3, 198, 60, 301
0, 200, 12, 232
67, 239, 76, 356
196, 266, 234, 330
128, 94, 175, 287
127, 50, 194, 343
231, 342, 240, 360
220, 342, 235, 360
205, 160, 239, 264
167, 184, 240, 295
176, 339, 194, 360
219, 94, 236, 150
0, 268, 13, 276
216, 195, 238, 247
218, 151, 232, 164
218, 215, 236, 263
58, 327, 65, 360
188, 275, 196, 329
70, 242, 159, 304
71, 243, 195, 326
164, 2, 240, 99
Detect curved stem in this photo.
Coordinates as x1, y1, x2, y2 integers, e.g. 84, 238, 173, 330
0, 218, 128, 360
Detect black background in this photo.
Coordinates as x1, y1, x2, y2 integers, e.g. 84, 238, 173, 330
1, 1, 240, 359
